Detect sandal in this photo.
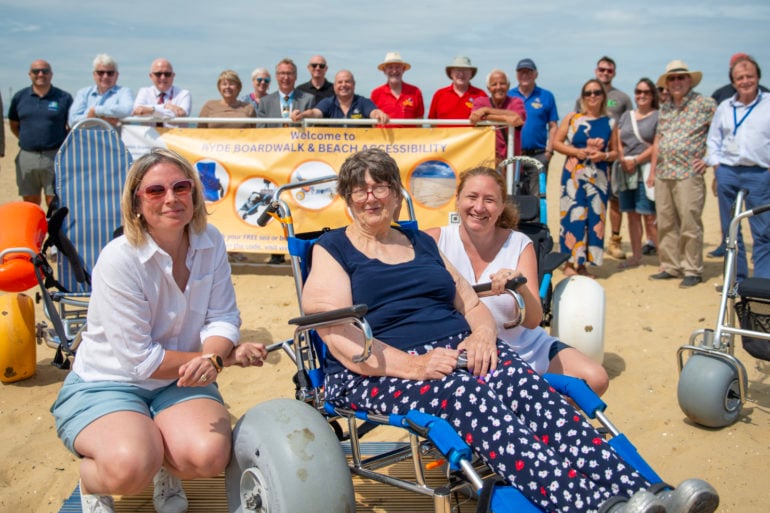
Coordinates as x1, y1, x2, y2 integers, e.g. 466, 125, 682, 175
576, 265, 596, 279
618, 258, 641, 270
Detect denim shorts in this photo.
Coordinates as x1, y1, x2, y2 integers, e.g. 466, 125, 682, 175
618, 183, 655, 216
51, 372, 223, 456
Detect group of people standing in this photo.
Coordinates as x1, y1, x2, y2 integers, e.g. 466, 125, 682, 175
549, 54, 768, 287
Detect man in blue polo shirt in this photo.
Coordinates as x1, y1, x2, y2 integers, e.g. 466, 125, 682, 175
508, 58, 559, 196
8, 59, 73, 206
301, 69, 389, 126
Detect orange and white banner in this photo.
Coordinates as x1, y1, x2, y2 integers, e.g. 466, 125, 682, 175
122, 126, 495, 253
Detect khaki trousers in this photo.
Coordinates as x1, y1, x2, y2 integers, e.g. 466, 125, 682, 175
654, 175, 705, 277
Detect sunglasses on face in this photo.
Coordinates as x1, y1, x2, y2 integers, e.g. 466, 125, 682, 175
667, 75, 688, 82
255, 77, 270, 84
94, 70, 116, 77
136, 179, 194, 200
30, 68, 51, 75
152, 71, 173, 78
634, 88, 652, 95
597, 67, 614, 74
309, 63, 327, 69
582, 89, 604, 98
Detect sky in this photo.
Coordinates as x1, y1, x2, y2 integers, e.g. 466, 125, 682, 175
2, 0, 770, 121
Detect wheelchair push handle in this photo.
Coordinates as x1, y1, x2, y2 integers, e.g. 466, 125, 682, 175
473, 276, 527, 296
256, 202, 279, 227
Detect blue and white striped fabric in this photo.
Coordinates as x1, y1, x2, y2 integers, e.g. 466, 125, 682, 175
54, 120, 132, 292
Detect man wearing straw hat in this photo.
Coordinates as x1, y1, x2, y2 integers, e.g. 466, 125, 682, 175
370, 52, 424, 126
428, 56, 486, 124
649, 60, 716, 288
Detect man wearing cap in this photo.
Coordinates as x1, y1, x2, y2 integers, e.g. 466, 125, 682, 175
705, 55, 770, 280
428, 56, 486, 125
297, 55, 334, 104
649, 60, 716, 288
132, 58, 192, 128
508, 58, 559, 195
707, 52, 769, 258
370, 52, 424, 126
8, 59, 73, 206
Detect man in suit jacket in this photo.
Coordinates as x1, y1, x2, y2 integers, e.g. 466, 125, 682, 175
256, 58, 315, 127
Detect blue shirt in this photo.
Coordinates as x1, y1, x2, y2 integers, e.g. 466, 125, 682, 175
315, 94, 378, 124
9, 86, 73, 151
508, 85, 559, 151
68, 84, 134, 126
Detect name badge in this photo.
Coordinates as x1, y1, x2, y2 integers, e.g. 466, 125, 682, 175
723, 135, 739, 156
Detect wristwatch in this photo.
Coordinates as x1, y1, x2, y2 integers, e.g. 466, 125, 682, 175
203, 353, 224, 373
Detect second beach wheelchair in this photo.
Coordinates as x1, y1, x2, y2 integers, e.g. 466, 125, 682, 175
677, 189, 770, 428
225, 173, 663, 513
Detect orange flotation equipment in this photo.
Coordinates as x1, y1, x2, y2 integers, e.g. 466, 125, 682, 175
0, 202, 47, 293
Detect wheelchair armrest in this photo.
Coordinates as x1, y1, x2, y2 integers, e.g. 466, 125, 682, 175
289, 304, 373, 363
542, 373, 606, 418
474, 277, 527, 329
542, 252, 570, 275
288, 304, 369, 327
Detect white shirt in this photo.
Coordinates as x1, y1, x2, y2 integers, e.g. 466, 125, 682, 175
73, 224, 240, 390
133, 85, 192, 127
705, 91, 770, 168
437, 224, 557, 374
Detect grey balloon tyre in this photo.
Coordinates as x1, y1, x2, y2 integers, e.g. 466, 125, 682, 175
225, 398, 355, 513
677, 354, 745, 428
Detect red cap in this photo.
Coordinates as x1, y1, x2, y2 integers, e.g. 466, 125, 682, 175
729, 53, 750, 67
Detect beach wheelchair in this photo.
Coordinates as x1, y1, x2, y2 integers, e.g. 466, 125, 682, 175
498, 156, 606, 364
1, 119, 131, 369
226, 175, 661, 513
677, 189, 770, 428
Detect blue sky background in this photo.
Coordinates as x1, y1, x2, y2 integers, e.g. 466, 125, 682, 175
2, 1, 769, 121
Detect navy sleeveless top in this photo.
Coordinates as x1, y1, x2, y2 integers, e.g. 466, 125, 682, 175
316, 226, 470, 372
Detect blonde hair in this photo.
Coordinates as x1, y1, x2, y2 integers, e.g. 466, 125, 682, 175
121, 148, 207, 246
216, 69, 243, 95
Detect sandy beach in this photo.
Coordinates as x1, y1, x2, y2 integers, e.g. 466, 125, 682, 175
0, 126, 768, 512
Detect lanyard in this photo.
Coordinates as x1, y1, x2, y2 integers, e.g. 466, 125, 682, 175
732, 92, 761, 136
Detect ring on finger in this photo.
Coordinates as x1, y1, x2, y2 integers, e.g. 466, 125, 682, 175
199, 373, 208, 383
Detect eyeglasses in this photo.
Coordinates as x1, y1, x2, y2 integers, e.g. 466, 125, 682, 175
30, 68, 51, 75
658, 87, 668, 94
94, 70, 116, 77
152, 71, 173, 78
634, 88, 652, 95
597, 67, 615, 74
309, 63, 327, 69
255, 77, 271, 84
666, 74, 689, 82
582, 89, 604, 98
136, 179, 194, 200
349, 185, 391, 203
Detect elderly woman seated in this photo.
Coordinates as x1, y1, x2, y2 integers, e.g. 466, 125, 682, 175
301, 148, 718, 513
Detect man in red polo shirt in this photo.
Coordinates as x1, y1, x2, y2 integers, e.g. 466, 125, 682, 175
370, 51, 424, 127
428, 56, 486, 125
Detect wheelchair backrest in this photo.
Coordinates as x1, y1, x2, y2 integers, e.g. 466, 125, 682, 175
54, 119, 132, 292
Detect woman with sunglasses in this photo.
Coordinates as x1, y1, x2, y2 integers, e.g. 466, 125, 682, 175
51, 149, 268, 513
614, 79, 660, 269
198, 70, 256, 128
552, 79, 619, 277
241, 67, 271, 111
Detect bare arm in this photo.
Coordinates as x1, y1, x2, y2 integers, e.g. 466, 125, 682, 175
302, 244, 460, 380
551, 113, 587, 160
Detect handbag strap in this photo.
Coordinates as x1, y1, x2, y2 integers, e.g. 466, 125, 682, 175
628, 110, 647, 146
